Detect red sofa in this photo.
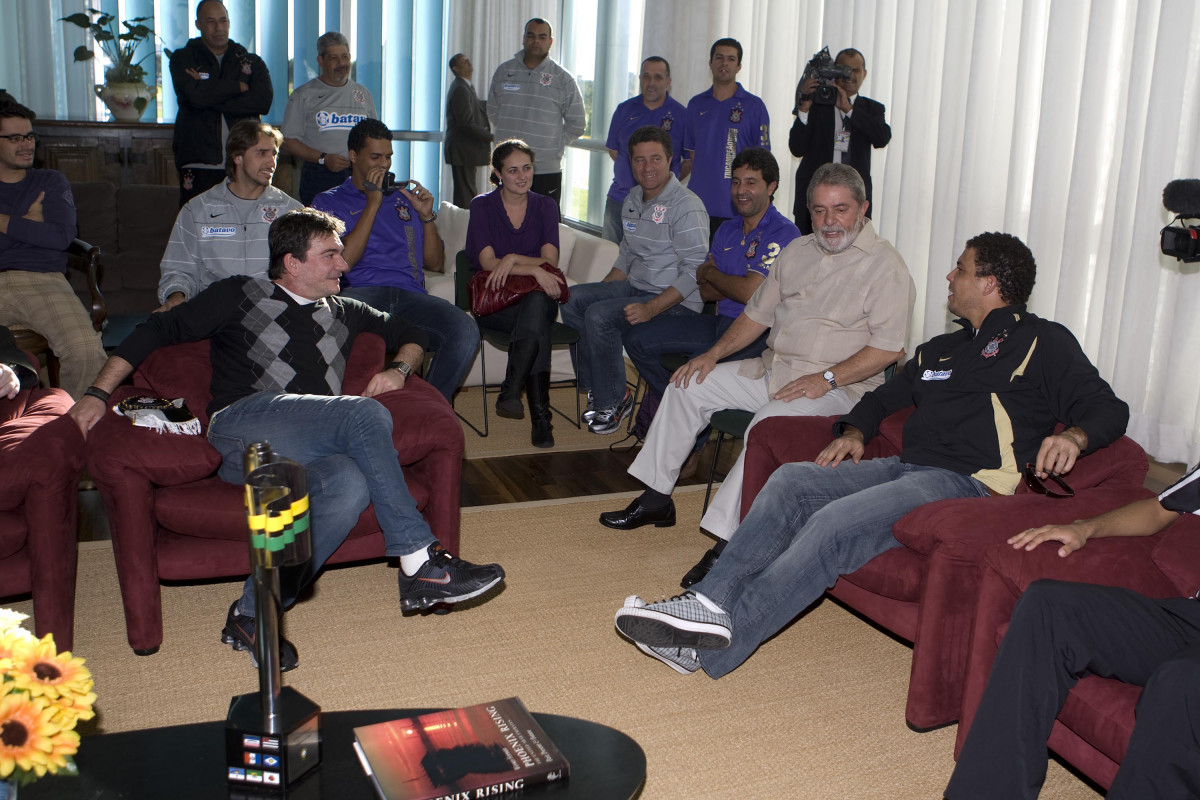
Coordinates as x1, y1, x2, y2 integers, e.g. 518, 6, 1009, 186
0, 384, 85, 651
86, 334, 464, 655
739, 411, 1149, 730
955, 504, 1198, 789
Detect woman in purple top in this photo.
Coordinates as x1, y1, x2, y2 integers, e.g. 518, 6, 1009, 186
465, 139, 562, 448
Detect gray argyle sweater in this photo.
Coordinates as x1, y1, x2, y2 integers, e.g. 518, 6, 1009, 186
117, 276, 428, 417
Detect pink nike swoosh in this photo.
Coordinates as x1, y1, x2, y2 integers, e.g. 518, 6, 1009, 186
418, 573, 452, 585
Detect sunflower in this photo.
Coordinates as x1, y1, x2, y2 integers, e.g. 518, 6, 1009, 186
8, 636, 95, 714
0, 626, 33, 670
0, 691, 78, 779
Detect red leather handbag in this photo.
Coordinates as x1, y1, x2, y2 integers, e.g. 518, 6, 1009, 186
468, 262, 570, 316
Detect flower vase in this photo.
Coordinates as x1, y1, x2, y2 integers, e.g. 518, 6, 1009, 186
93, 81, 156, 122
0, 778, 16, 800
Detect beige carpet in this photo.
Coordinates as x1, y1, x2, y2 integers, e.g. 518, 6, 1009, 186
15, 493, 1100, 799
456, 384, 633, 458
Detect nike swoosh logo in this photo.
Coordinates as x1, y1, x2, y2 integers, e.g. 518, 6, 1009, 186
938, 356, 951, 362
348, 209, 362, 216
418, 573, 452, 585
210, 212, 224, 218
699, 110, 710, 116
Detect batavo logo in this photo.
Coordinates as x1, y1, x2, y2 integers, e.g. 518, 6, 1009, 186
315, 111, 367, 130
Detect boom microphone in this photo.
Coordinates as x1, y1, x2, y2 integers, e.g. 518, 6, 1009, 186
1163, 179, 1200, 219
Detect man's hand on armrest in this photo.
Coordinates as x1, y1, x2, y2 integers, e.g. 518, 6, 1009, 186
816, 426, 866, 468
1034, 426, 1087, 478
1009, 496, 1180, 558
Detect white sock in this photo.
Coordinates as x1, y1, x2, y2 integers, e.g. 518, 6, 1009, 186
691, 591, 727, 616
399, 544, 432, 576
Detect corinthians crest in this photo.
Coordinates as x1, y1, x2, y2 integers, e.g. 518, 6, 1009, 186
353, 88, 365, 104
729, 104, 743, 123
651, 205, 667, 224
397, 202, 411, 221
745, 239, 759, 260
981, 332, 1007, 358
661, 113, 674, 131
540, 72, 552, 86
261, 206, 278, 223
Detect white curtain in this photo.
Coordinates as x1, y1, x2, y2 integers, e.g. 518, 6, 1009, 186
634, 0, 1200, 465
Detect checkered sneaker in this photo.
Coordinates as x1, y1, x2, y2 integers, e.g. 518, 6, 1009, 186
614, 592, 731, 650
635, 642, 701, 675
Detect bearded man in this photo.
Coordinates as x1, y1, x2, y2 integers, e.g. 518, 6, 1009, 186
599, 162, 915, 590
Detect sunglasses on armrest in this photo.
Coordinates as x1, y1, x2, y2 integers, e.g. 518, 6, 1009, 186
1023, 463, 1075, 498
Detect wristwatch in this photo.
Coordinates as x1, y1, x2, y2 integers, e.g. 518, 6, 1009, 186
823, 370, 837, 389
386, 360, 413, 377
317, 152, 326, 167
421, 210, 438, 223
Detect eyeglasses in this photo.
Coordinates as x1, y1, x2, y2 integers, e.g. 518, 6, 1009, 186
1023, 463, 1074, 498
0, 132, 38, 144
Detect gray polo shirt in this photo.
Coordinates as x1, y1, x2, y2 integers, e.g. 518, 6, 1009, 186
614, 174, 709, 311
487, 53, 586, 174
158, 182, 303, 303
281, 77, 377, 157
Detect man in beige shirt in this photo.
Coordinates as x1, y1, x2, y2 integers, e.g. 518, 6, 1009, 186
599, 162, 914, 588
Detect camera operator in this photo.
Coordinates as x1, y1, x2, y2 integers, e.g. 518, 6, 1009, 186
789, 48, 891, 234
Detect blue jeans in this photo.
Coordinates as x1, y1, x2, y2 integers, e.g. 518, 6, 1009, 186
340, 286, 478, 403
623, 313, 768, 399
602, 197, 624, 245
692, 456, 990, 678
560, 281, 697, 408
207, 392, 437, 613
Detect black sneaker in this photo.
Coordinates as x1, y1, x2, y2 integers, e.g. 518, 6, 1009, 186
221, 601, 299, 672
398, 543, 505, 613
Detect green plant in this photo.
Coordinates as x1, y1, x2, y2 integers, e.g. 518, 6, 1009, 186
60, 9, 156, 85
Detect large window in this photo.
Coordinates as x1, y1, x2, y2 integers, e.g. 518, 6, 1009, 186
557, 0, 644, 230
8, 0, 446, 187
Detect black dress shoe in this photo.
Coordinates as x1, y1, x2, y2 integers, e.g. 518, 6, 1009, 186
680, 546, 721, 589
599, 498, 676, 530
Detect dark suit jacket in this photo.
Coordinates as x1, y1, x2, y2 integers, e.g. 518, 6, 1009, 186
444, 77, 492, 167
789, 95, 891, 221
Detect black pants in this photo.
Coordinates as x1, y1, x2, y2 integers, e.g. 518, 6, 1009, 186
451, 164, 480, 208
177, 167, 225, 207
947, 579, 1200, 800
300, 162, 351, 205
476, 291, 558, 375
531, 172, 562, 207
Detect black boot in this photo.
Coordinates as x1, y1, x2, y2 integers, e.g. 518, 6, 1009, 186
497, 339, 537, 419
527, 371, 554, 448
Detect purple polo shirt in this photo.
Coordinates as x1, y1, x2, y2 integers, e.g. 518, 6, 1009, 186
709, 205, 800, 318
605, 93, 687, 203
465, 189, 560, 271
683, 84, 771, 219
312, 177, 427, 293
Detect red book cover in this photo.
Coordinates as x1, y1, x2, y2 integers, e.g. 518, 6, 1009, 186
352, 697, 570, 800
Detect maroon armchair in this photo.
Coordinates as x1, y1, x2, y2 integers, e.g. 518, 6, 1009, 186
955, 504, 1198, 789
0, 383, 85, 652
740, 411, 1149, 730
86, 334, 464, 655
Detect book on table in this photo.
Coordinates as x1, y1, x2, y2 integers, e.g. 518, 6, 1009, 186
352, 697, 570, 800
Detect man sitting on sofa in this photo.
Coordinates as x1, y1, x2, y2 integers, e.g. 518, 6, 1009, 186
70, 208, 505, 672
156, 119, 302, 313
313, 118, 477, 404
613, 232, 1129, 677
946, 478, 1200, 800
